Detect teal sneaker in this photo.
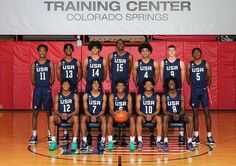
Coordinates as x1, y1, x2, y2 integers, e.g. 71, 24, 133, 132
107, 141, 114, 151
71, 141, 78, 151
49, 141, 57, 151
129, 141, 135, 151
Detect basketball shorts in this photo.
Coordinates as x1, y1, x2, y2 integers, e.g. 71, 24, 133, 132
33, 86, 52, 110
190, 87, 209, 108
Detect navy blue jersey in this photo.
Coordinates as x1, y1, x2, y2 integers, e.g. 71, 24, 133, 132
111, 51, 129, 81
61, 58, 78, 87
163, 58, 182, 88
190, 60, 207, 88
114, 94, 128, 112
58, 92, 75, 114
88, 93, 103, 116
166, 92, 181, 114
86, 56, 104, 82
140, 93, 157, 115
137, 59, 155, 85
34, 60, 51, 87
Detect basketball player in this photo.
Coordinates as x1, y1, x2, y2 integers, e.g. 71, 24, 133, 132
29, 44, 55, 144
56, 43, 82, 143
133, 42, 159, 94
136, 78, 162, 150
83, 41, 107, 93
160, 45, 185, 145
80, 78, 107, 151
108, 39, 133, 94
107, 80, 136, 151
186, 48, 215, 145
162, 76, 195, 152
48, 79, 79, 151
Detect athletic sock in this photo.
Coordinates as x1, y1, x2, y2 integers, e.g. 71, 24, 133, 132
82, 137, 87, 142
108, 135, 113, 142
138, 136, 142, 142
194, 131, 199, 137
32, 130, 37, 137
207, 132, 212, 137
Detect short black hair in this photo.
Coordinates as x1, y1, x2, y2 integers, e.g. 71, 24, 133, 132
88, 41, 102, 51
37, 44, 48, 52
90, 77, 101, 89
192, 47, 202, 55
142, 78, 155, 87
60, 78, 71, 91
115, 79, 126, 86
116, 39, 124, 45
168, 45, 176, 50
138, 42, 153, 53
165, 76, 178, 91
64, 43, 74, 52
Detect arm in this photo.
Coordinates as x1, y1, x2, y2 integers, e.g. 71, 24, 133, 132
68, 94, 79, 117
50, 61, 55, 85
30, 63, 35, 85
127, 94, 133, 118
206, 62, 212, 87
109, 94, 115, 118
96, 94, 107, 118
103, 58, 108, 81
162, 94, 172, 116
77, 61, 82, 82
56, 62, 61, 81
82, 58, 88, 80
186, 63, 191, 85
180, 60, 185, 85
53, 94, 59, 115
178, 95, 185, 116
82, 93, 92, 117
132, 61, 138, 85
128, 53, 134, 78
153, 61, 160, 84
151, 94, 161, 117
107, 53, 113, 75
136, 94, 146, 117
159, 60, 164, 83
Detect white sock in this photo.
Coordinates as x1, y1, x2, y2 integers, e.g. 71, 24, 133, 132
207, 132, 212, 137
72, 137, 77, 142
48, 130, 51, 136
32, 130, 37, 137
108, 135, 113, 142
82, 137, 87, 142
51, 136, 56, 142
130, 136, 135, 142
194, 131, 199, 137
101, 137, 105, 143
188, 137, 192, 143
64, 130, 68, 135
156, 136, 161, 142
138, 136, 142, 142
164, 137, 168, 143
179, 131, 184, 136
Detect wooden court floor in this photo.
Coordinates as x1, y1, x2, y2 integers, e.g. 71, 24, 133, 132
0, 110, 235, 166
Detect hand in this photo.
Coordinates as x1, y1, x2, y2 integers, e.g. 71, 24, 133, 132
146, 114, 152, 121
61, 113, 68, 120
91, 116, 97, 123
173, 114, 180, 121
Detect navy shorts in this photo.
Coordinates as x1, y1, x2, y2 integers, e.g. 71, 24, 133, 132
168, 114, 185, 123
111, 80, 129, 94
33, 86, 52, 110
137, 83, 144, 94
70, 83, 78, 94
190, 87, 209, 108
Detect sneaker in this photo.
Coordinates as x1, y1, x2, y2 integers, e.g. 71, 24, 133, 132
137, 141, 143, 150
81, 140, 88, 150
29, 135, 38, 145
121, 135, 128, 146
107, 141, 114, 151
207, 137, 215, 145
49, 141, 58, 151
162, 142, 169, 152
98, 141, 105, 151
187, 142, 195, 151
160, 137, 164, 145
156, 141, 162, 149
150, 135, 156, 145
178, 135, 185, 145
192, 136, 200, 145
113, 134, 118, 145
129, 141, 135, 151
61, 133, 69, 143
87, 134, 92, 146
48, 136, 52, 144
71, 141, 78, 151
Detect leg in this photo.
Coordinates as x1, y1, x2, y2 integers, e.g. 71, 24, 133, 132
68, 115, 79, 151
162, 115, 170, 152
98, 115, 106, 151
183, 115, 195, 151
107, 115, 114, 151
48, 115, 61, 151
80, 115, 90, 150
32, 110, 40, 131
152, 115, 162, 149
136, 115, 145, 150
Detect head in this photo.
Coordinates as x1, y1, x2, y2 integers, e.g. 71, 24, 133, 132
115, 79, 126, 93
90, 78, 101, 92
192, 47, 202, 60
116, 39, 125, 51
60, 79, 71, 92
64, 43, 74, 56
143, 78, 155, 92
168, 45, 176, 57
138, 43, 153, 58
165, 76, 178, 91
88, 41, 102, 55
37, 44, 48, 58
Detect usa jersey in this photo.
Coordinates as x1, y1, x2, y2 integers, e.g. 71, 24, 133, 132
140, 93, 157, 115
166, 92, 181, 114
87, 56, 104, 82
111, 52, 129, 81
34, 60, 51, 87
137, 59, 155, 85
114, 94, 128, 112
88, 93, 103, 116
58, 92, 75, 114
163, 58, 182, 88
61, 58, 78, 87
190, 60, 207, 88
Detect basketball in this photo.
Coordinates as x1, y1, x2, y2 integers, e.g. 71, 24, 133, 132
114, 110, 128, 123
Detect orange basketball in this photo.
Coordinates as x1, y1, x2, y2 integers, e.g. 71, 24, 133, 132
114, 110, 128, 123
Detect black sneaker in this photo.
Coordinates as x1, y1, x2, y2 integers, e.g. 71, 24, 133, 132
98, 141, 105, 151
192, 136, 200, 145
207, 137, 215, 145
162, 142, 169, 152
178, 135, 185, 145
121, 135, 128, 146
150, 135, 156, 145
48, 136, 52, 144
29, 135, 38, 145
81, 140, 88, 150
187, 142, 195, 151
87, 134, 92, 146
113, 134, 118, 145
156, 141, 162, 149
61, 133, 69, 143
137, 141, 143, 150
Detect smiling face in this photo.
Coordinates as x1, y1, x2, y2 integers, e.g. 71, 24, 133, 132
91, 80, 100, 91
116, 39, 125, 51
168, 47, 176, 58
144, 81, 154, 91
192, 49, 202, 60
168, 79, 176, 91
91, 46, 100, 55
116, 82, 125, 93
141, 48, 151, 58
64, 45, 73, 56
38, 47, 47, 58
62, 81, 71, 92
